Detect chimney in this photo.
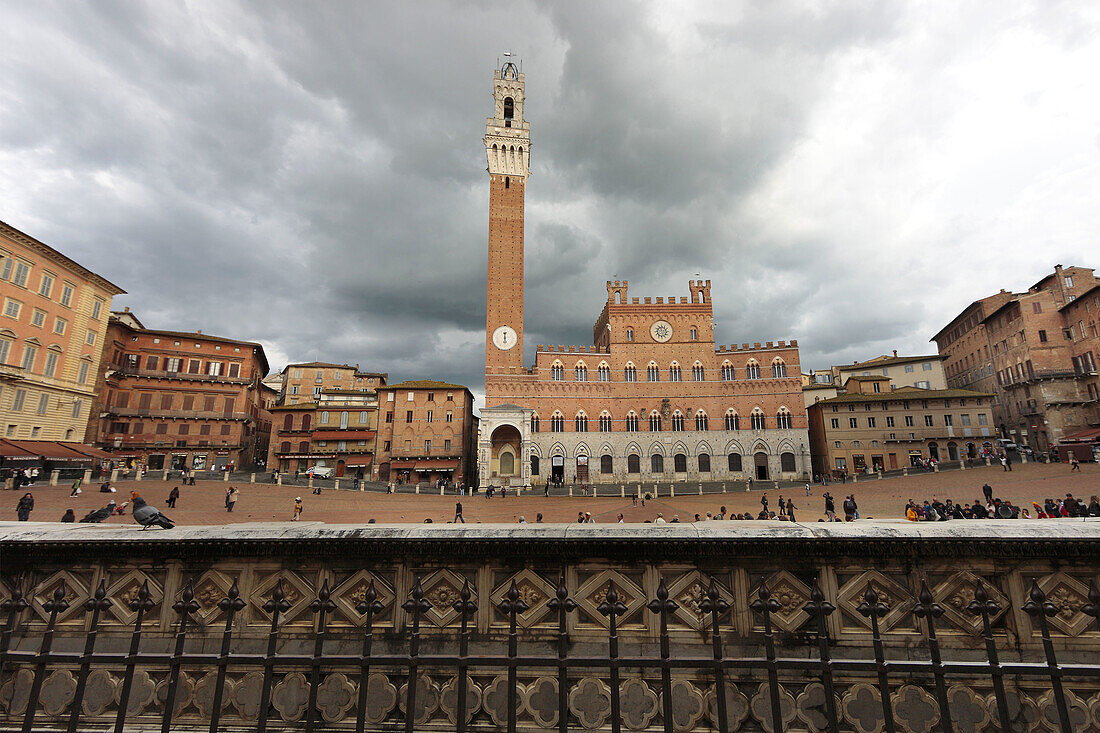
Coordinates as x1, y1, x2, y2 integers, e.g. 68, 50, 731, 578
123, 307, 129, 312
197, 330, 202, 335
892, 350, 897, 357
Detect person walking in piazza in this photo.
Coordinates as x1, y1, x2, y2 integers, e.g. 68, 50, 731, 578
292, 497, 303, 521
226, 487, 238, 512
167, 486, 180, 508
983, 482, 994, 504
823, 492, 836, 521
760, 493, 768, 513
805, 482, 811, 496
16, 492, 34, 521
454, 501, 465, 523
1070, 455, 1081, 471
778, 496, 786, 515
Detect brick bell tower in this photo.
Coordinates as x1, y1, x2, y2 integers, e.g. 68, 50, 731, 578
484, 60, 530, 383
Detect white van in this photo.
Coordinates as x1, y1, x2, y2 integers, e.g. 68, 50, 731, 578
306, 465, 334, 478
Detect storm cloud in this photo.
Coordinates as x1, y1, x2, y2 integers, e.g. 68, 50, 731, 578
2, 1, 1098, 409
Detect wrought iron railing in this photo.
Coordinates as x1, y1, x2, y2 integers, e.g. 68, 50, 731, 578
1, 574, 1099, 731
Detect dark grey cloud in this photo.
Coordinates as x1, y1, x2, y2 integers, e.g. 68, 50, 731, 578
2, 1, 1098, 408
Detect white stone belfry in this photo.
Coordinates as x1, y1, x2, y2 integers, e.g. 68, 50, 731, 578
485, 61, 531, 178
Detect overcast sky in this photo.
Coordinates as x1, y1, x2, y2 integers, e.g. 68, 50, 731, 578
2, 1, 1098, 409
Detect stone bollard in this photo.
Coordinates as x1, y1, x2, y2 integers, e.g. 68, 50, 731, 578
722, 483, 726, 493
669, 484, 675, 498
902, 467, 909, 477
698, 483, 703, 496
110, 468, 120, 483
985, 457, 991, 466
276, 474, 282, 485
1020, 455, 1028, 465
620, 485, 625, 498
83, 469, 93, 485
333, 479, 340, 490
50, 470, 60, 486
852, 473, 858, 483
135, 469, 143, 482
592, 484, 598, 498
223, 470, 230, 482
415, 483, 420, 494
959, 461, 966, 471
773, 481, 779, 491
440, 484, 445, 496
250, 473, 256, 483
308, 476, 314, 490
933, 463, 939, 472
163, 470, 170, 481
568, 485, 573, 497
877, 470, 883, 480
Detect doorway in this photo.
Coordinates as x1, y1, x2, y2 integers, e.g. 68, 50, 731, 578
336, 460, 346, 477
551, 455, 565, 484
754, 452, 769, 480
576, 456, 589, 484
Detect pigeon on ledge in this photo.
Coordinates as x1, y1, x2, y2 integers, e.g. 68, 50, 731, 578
79, 501, 116, 523
132, 497, 174, 530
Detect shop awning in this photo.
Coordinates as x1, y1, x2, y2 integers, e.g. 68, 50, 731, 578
1061, 427, 1100, 443
312, 430, 376, 441
278, 454, 338, 460
390, 460, 417, 470
416, 460, 459, 471
0, 440, 39, 462
344, 455, 373, 467
4, 441, 93, 462
67, 444, 113, 460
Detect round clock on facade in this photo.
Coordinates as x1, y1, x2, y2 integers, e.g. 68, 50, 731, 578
650, 320, 673, 343
492, 325, 518, 350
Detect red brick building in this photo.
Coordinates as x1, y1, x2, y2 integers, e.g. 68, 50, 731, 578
1057, 284, 1100, 460
375, 380, 477, 487
477, 62, 809, 487
86, 310, 271, 471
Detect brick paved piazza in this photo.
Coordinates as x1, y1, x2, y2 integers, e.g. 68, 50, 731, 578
8, 462, 1098, 526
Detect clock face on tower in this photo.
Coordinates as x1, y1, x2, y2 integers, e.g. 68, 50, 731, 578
492, 325, 518, 350
650, 320, 673, 343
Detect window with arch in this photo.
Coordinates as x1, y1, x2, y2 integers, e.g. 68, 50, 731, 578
690, 327, 698, 340
575, 413, 588, 432
776, 408, 792, 429
298, 441, 309, 453
669, 363, 682, 382
695, 412, 709, 431
780, 452, 796, 472
649, 412, 662, 431
750, 410, 766, 430
599, 413, 612, 432
550, 414, 564, 432
597, 363, 610, 382
746, 361, 761, 380
647, 363, 660, 382
651, 454, 665, 473
575, 363, 587, 381
626, 328, 634, 342
531, 414, 540, 433
725, 410, 740, 431
671, 411, 685, 431
550, 362, 564, 381
319, 411, 329, 424
772, 359, 787, 378
674, 454, 687, 473
698, 453, 711, 472
302, 414, 311, 431
530, 456, 539, 475
692, 363, 704, 381
728, 453, 743, 472
339, 411, 349, 429
283, 414, 293, 431
600, 455, 613, 474
628, 454, 640, 473
503, 97, 514, 123
721, 362, 734, 380
626, 412, 639, 432
624, 364, 637, 382
281, 441, 291, 452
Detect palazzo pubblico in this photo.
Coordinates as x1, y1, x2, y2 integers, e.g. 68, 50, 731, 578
477, 62, 810, 487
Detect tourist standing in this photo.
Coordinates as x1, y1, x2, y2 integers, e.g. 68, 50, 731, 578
226, 487, 238, 512
823, 492, 835, 521
292, 497, 303, 521
982, 483, 993, 503
760, 494, 768, 513
167, 486, 179, 508
1070, 456, 1080, 471
16, 492, 33, 521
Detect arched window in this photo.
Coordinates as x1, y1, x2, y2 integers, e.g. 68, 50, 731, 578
671, 411, 685, 431
550, 413, 564, 432
750, 409, 766, 430
628, 454, 640, 473
320, 411, 329, 424
725, 410, 740, 431
695, 412, 708, 431
728, 453, 743, 472
575, 412, 588, 432
947, 442, 959, 461
674, 454, 687, 473
626, 412, 639, 432
649, 412, 662, 431
340, 411, 349, 429
531, 456, 540, 475
624, 363, 637, 382
690, 327, 698, 340
776, 408, 792, 429
597, 363, 610, 382
302, 414, 312, 431
601, 455, 613, 474
746, 360, 761, 380
651, 454, 665, 473
780, 452, 796, 472
698, 453, 711, 472
575, 363, 587, 381
626, 328, 634, 342
503, 97, 514, 123
772, 358, 787, 378
721, 361, 734, 380
298, 441, 309, 452
669, 363, 682, 382
283, 414, 293, 431
65, 428, 74, 440
692, 362, 704, 381
599, 412, 612, 432
550, 361, 564, 381
647, 362, 660, 382
531, 414, 540, 433
281, 441, 291, 452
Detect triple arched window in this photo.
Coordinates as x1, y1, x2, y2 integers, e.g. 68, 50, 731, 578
772, 358, 787, 378
721, 362, 735, 380
531, 414, 540, 433
624, 364, 637, 382
695, 412, 709, 431
692, 363, 704, 381
725, 410, 740, 431
550, 362, 564, 381
575, 363, 587, 381
669, 363, 682, 382
746, 361, 761, 380
647, 362, 660, 382
750, 409, 766, 430
597, 363, 610, 382
575, 412, 588, 432
671, 411, 685, 431
550, 413, 564, 432
626, 412, 639, 432
599, 413, 612, 432
649, 413, 662, 431
776, 408, 792, 429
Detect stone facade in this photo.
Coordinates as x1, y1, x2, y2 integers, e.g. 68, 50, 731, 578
1, 522, 1099, 732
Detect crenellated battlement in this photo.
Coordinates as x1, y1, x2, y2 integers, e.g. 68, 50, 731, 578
716, 340, 799, 353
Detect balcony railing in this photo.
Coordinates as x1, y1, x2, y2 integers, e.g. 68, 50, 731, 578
0, 362, 26, 381
105, 407, 255, 421
115, 366, 251, 384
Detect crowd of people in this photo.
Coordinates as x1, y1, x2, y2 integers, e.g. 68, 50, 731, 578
904, 482, 1100, 521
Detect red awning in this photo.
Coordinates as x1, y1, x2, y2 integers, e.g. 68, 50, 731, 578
1061, 427, 1100, 443
0, 440, 38, 462
312, 430, 376, 441
66, 444, 113, 460
390, 460, 417, 469
344, 455, 373, 467
415, 460, 459, 471
5, 441, 93, 462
